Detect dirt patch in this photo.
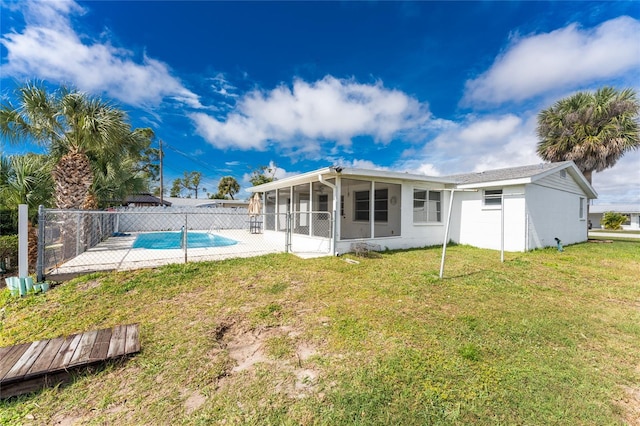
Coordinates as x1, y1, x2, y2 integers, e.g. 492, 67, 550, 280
212, 319, 320, 398
184, 391, 207, 414
618, 385, 640, 425
76, 279, 101, 291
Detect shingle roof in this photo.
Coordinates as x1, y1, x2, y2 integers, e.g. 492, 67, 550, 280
124, 193, 172, 206
589, 204, 640, 214
443, 161, 572, 184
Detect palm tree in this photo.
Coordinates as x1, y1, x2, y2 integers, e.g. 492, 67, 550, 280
536, 87, 640, 184
0, 81, 141, 209
218, 176, 240, 200
0, 153, 54, 269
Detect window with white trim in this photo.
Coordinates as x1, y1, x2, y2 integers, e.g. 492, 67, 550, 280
484, 189, 502, 207
374, 189, 388, 222
354, 189, 389, 222
354, 191, 369, 221
579, 197, 585, 219
413, 189, 442, 223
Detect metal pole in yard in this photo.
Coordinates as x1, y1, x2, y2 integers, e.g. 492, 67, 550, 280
36, 205, 45, 282
439, 190, 456, 279
501, 193, 505, 263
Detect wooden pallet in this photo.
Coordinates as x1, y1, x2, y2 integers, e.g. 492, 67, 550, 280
0, 324, 140, 399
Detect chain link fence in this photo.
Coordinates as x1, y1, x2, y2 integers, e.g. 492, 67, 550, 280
37, 206, 333, 280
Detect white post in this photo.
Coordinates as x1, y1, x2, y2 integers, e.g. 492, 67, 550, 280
439, 190, 456, 279
501, 193, 505, 263
18, 204, 28, 278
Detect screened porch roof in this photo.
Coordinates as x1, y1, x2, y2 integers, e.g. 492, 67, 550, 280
248, 166, 455, 193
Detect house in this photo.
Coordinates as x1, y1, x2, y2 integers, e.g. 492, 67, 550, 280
123, 193, 172, 207
588, 204, 640, 230
164, 197, 249, 209
248, 161, 597, 255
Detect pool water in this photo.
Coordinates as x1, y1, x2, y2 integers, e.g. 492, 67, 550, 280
132, 231, 238, 249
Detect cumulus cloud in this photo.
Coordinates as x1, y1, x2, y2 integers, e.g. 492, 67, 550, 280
1, 0, 201, 108
464, 16, 640, 106
189, 76, 431, 152
591, 151, 640, 204
397, 114, 541, 176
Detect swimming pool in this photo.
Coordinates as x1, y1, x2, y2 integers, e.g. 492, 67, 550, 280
132, 231, 238, 250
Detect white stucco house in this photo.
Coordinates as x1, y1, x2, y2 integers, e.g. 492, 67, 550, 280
588, 204, 640, 230
248, 161, 597, 255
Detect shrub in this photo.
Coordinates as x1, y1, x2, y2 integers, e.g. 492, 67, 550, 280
601, 211, 628, 230
0, 234, 18, 273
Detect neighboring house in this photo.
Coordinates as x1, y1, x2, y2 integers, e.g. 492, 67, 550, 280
248, 161, 597, 254
123, 193, 172, 207
164, 197, 249, 209
589, 204, 640, 230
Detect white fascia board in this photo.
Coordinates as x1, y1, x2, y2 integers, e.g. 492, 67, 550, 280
249, 167, 334, 192
454, 177, 532, 189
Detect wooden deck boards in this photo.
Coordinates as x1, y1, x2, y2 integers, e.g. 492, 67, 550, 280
0, 324, 140, 398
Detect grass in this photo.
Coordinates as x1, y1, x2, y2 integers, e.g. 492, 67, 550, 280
1, 241, 639, 425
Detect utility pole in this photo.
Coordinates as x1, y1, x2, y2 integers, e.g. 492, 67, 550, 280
159, 139, 164, 205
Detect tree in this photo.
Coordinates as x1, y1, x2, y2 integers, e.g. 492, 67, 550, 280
0, 153, 54, 268
217, 176, 240, 200
536, 87, 640, 184
601, 211, 628, 230
0, 153, 53, 221
249, 164, 277, 186
0, 81, 148, 209
169, 171, 205, 198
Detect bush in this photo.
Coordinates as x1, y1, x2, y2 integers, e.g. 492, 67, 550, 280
601, 211, 628, 230
0, 234, 18, 273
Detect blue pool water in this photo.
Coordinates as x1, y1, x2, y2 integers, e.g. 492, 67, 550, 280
132, 231, 237, 249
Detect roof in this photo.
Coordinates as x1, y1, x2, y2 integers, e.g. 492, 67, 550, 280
443, 162, 572, 185
249, 166, 453, 193
444, 161, 597, 199
249, 161, 597, 199
589, 204, 640, 214
124, 193, 172, 206
165, 197, 249, 208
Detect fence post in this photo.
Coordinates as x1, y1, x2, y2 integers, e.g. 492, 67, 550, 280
286, 212, 291, 253
184, 213, 188, 263
36, 205, 45, 282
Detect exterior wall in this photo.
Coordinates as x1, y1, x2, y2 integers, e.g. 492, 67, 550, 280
525, 183, 588, 249
535, 170, 583, 194
448, 185, 526, 251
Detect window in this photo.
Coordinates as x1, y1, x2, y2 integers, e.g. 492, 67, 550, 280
374, 189, 388, 222
353, 189, 389, 222
579, 197, 585, 219
318, 194, 329, 220
413, 189, 442, 223
354, 191, 369, 221
484, 189, 502, 207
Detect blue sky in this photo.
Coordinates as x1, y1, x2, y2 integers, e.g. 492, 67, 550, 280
1, 0, 639, 203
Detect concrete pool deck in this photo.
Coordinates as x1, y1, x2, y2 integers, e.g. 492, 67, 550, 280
46, 230, 316, 280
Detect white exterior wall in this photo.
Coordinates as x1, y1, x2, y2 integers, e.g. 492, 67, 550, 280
525, 183, 588, 249
448, 185, 527, 251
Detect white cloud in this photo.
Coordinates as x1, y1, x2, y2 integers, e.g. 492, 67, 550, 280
1, 0, 201, 108
190, 76, 431, 152
591, 151, 640, 204
464, 16, 640, 106
397, 114, 540, 176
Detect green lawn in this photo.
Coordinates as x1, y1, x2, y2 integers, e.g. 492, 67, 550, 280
1, 241, 639, 425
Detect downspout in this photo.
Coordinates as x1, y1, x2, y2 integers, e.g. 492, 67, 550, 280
318, 174, 337, 255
